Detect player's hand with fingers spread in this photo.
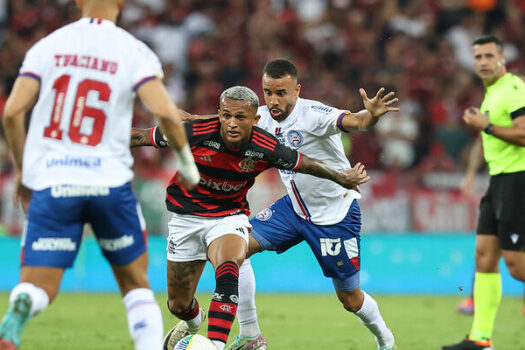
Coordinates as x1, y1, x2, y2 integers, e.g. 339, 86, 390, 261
360, 87, 400, 118
339, 162, 370, 191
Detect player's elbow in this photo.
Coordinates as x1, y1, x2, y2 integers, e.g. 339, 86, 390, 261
2, 105, 19, 127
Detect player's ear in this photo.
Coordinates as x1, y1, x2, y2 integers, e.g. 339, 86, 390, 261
254, 114, 261, 125
295, 83, 301, 97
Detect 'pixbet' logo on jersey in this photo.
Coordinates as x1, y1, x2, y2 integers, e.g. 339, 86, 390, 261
287, 130, 304, 147
238, 157, 256, 172
199, 176, 248, 192
255, 208, 273, 221
320, 238, 341, 256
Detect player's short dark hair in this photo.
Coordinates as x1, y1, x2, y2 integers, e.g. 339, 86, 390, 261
263, 59, 298, 80
472, 35, 503, 52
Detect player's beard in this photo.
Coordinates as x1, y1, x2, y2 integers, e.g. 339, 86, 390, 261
270, 104, 292, 122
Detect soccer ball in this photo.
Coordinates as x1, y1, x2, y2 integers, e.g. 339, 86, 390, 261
174, 334, 217, 350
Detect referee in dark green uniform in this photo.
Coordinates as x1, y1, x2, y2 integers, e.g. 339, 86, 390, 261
442, 35, 525, 350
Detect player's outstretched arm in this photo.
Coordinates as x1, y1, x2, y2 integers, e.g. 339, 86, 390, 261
130, 128, 153, 147
130, 126, 170, 148
137, 79, 199, 187
180, 110, 217, 121
296, 155, 370, 191
341, 87, 399, 131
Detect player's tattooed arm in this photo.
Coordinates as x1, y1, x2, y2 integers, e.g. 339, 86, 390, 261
130, 126, 171, 148
341, 87, 399, 131
130, 128, 152, 147
296, 155, 370, 192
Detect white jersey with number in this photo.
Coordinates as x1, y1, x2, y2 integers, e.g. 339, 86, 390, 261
19, 17, 163, 190
257, 97, 359, 225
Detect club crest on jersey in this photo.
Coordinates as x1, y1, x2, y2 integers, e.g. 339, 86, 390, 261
239, 157, 256, 172
287, 130, 304, 147
255, 208, 273, 221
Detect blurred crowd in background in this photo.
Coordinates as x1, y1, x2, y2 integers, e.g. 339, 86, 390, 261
0, 0, 523, 234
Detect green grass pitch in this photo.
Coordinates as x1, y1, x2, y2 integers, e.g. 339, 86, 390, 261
0, 293, 523, 349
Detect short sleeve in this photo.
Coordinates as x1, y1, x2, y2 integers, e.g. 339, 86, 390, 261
506, 79, 525, 119
19, 39, 47, 82
308, 103, 350, 136
267, 141, 301, 171
131, 41, 164, 92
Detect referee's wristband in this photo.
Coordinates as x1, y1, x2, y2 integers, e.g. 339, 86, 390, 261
151, 126, 170, 148
483, 123, 494, 135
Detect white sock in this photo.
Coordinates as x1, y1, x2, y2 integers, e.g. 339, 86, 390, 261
213, 340, 225, 350
10, 283, 49, 316
186, 307, 203, 331
237, 259, 261, 338
355, 291, 394, 347
123, 288, 164, 350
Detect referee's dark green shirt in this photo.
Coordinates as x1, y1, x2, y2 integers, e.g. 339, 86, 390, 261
480, 73, 525, 175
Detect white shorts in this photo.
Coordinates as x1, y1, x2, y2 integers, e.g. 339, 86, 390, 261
166, 213, 251, 262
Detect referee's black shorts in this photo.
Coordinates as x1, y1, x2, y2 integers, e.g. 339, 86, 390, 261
477, 170, 525, 251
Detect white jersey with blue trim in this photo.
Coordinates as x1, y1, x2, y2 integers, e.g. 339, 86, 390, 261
256, 97, 360, 225
19, 18, 163, 190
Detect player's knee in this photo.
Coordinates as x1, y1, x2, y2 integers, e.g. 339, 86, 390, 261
337, 292, 362, 313
505, 261, 525, 282
475, 250, 499, 272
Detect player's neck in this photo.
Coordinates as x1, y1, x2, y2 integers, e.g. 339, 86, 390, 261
82, 6, 119, 23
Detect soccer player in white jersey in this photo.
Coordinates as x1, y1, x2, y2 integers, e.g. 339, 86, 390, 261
0, 1, 199, 349
145, 59, 399, 350
221, 59, 399, 350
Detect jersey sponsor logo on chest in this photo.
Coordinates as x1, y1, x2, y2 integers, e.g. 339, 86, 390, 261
200, 177, 248, 192
46, 156, 101, 169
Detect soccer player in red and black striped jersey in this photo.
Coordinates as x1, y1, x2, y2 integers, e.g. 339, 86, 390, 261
131, 86, 369, 350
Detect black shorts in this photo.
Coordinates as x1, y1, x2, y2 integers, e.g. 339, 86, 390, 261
477, 171, 525, 251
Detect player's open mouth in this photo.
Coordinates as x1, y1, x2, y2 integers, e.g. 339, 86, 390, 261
270, 108, 282, 117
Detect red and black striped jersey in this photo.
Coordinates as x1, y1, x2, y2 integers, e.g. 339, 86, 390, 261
166, 118, 303, 217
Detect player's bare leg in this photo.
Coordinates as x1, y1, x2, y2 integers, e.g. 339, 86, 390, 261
502, 250, 525, 282
226, 235, 267, 350
206, 234, 247, 350
0, 267, 61, 349
336, 287, 396, 350
163, 259, 206, 350
111, 252, 164, 350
